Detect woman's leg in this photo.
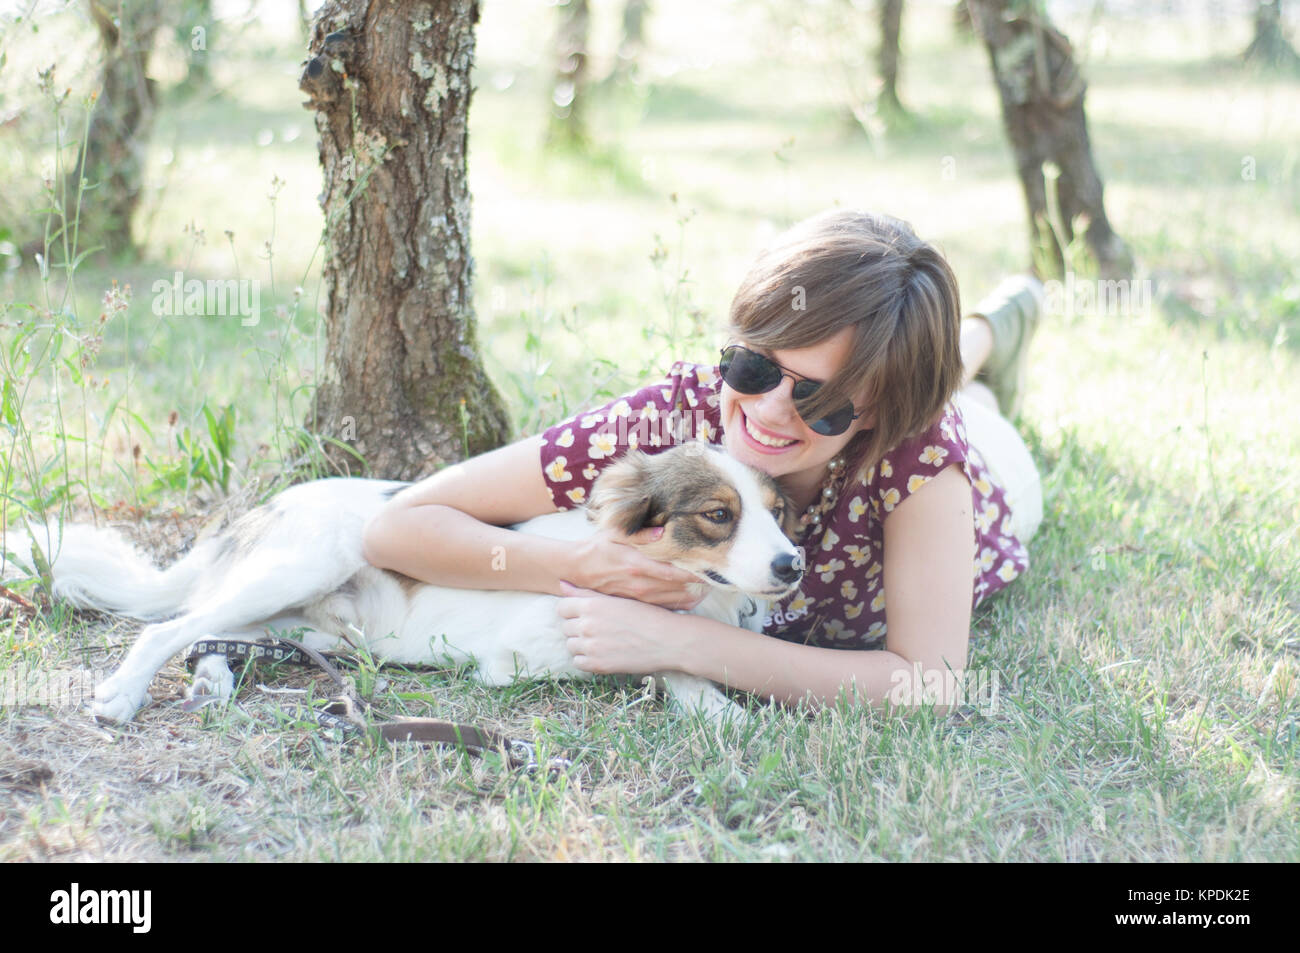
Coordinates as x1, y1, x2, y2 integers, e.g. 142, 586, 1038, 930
953, 277, 1046, 540
956, 277, 1044, 418
960, 313, 995, 386
959, 316, 1000, 412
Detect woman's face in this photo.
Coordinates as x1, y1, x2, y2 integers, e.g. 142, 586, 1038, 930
719, 327, 875, 489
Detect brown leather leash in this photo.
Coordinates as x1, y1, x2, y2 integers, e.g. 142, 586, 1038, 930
184, 636, 571, 775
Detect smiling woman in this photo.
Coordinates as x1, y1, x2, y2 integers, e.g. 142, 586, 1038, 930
362, 209, 1044, 711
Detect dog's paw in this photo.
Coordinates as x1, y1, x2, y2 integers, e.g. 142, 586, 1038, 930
92, 683, 149, 723
185, 654, 235, 710
659, 672, 743, 724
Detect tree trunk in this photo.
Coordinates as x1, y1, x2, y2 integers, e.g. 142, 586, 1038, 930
174, 0, 214, 94
967, 0, 1131, 278
952, 0, 973, 38
878, 0, 906, 115
611, 0, 650, 83
69, 0, 162, 260
1243, 0, 1300, 69
546, 0, 591, 147
299, 0, 511, 480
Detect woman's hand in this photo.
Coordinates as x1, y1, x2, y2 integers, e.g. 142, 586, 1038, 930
557, 583, 684, 675
565, 527, 705, 610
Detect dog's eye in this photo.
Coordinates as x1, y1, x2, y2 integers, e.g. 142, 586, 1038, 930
702, 508, 732, 524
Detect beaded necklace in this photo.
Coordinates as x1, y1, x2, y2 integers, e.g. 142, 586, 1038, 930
795, 454, 850, 540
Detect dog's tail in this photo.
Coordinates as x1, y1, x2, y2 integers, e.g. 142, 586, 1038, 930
1, 522, 207, 620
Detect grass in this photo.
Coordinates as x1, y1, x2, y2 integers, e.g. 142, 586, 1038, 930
0, 1, 1297, 862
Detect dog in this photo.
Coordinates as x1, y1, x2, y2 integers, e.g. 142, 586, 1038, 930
3, 442, 803, 724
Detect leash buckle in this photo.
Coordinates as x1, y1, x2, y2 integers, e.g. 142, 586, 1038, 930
508, 739, 573, 778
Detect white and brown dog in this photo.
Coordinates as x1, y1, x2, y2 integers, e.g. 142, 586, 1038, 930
4, 443, 803, 723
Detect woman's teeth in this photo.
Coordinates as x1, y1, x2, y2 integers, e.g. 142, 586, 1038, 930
745, 415, 795, 448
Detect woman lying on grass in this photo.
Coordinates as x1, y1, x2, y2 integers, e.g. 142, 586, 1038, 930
363, 209, 1043, 711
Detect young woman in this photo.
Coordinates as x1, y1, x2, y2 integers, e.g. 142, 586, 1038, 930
362, 210, 1043, 710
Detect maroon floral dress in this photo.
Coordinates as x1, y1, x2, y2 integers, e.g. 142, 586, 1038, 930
538, 362, 1030, 649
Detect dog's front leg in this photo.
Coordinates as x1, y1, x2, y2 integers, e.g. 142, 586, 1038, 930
658, 672, 743, 723
93, 615, 219, 722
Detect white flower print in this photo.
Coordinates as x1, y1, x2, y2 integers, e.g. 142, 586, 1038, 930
848, 496, 868, 523
920, 445, 949, 467
588, 431, 617, 459
844, 544, 870, 567
822, 618, 855, 642
816, 559, 846, 583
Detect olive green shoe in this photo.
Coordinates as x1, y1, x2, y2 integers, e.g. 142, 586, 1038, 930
972, 275, 1044, 419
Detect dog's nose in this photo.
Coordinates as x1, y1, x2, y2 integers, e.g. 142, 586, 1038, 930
771, 551, 803, 585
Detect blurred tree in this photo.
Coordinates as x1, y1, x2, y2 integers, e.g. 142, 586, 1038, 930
298, 0, 312, 46
69, 0, 163, 260
952, 0, 974, 37
173, 0, 213, 95
299, 0, 510, 479
967, 0, 1130, 278
610, 0, 650, 84
878, 0, 906, 116
547, 0, 591, 148
1243, 0, 1300, 70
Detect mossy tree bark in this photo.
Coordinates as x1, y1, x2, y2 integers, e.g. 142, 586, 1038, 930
966, 0, 1131, 278
300, 0, 511, 480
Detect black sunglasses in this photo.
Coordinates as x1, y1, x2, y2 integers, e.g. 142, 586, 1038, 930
718, 345, 861, 437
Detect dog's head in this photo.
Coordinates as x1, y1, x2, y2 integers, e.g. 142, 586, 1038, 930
585, 443, 803, 599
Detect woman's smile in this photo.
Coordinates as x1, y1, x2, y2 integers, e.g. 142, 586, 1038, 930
740, 409, 801, 452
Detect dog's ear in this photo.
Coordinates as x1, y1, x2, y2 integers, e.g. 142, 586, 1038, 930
587, 452, 663, 535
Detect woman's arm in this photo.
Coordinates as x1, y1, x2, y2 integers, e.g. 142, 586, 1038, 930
559, 463, 975, 709
361, 435, 703, 607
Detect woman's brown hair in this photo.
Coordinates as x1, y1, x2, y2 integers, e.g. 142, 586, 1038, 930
726, 209, 964, 478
